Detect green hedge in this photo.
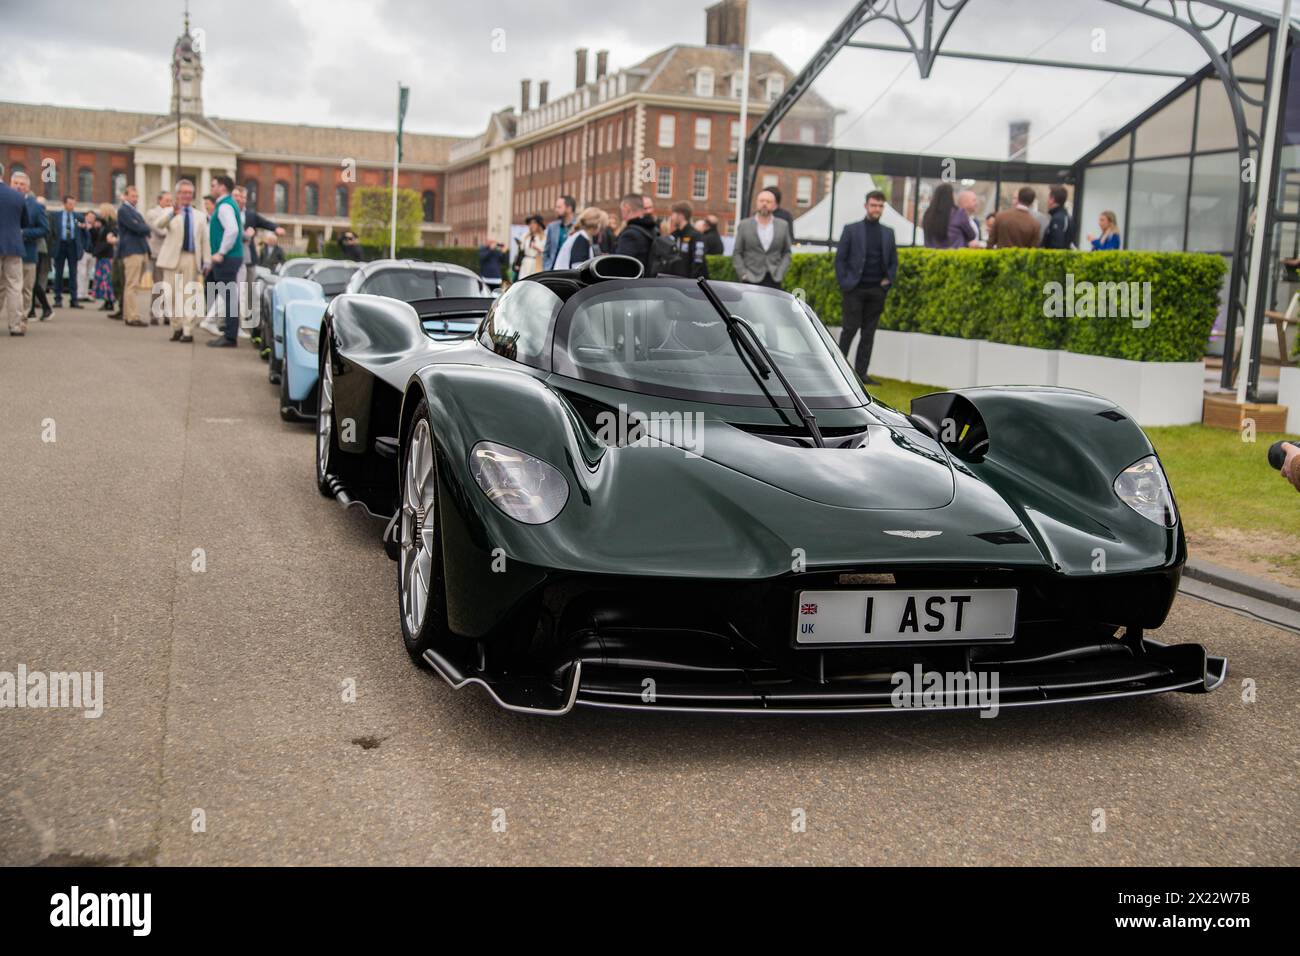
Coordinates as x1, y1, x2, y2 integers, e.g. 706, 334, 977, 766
319, 241, 482, 273
705, 249, 1226, 362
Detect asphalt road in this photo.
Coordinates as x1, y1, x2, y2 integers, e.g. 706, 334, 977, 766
1, 305, 1296, 866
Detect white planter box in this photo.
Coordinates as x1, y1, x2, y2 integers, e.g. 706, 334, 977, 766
906, 332, 980, 388
976, 341, 1061, 387
1056, 352, 1205, 426
866, 328, 911, 381
1279, 365, 1300, 433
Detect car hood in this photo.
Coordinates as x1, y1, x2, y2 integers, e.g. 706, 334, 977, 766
684, 420, 954, 510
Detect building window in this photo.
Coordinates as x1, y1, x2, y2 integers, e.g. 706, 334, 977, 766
762, 173, 779, 189
730, 73, 743, 98
422, 190, 437, 222
796, 175, 813, 207
77, 168, 93, 203
728, 171, 738, 202
656, 166, 673, 199
765, 75, 785, 102
335, 185, 349, 217
694, 117, 711, 150
692, 168, 708, 201
304, 183, 319, 216
658, 114, 675, 148
111, 172, 126, 203
273, 181, 288, 214
244, 179, 259, 209
695, 68, 714, 98
799, 124, 815, 145
730, 120, 741, 153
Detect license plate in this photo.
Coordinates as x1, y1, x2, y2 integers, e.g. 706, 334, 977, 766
794, 589, 1017, 645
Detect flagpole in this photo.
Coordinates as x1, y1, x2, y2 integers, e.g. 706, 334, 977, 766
390, 82, 400, 259
734, 17, 750, 233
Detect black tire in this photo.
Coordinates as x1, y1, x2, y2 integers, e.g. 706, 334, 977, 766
397, 399, 449, 667
279, 357, 295, 421
315, 344, 337, 496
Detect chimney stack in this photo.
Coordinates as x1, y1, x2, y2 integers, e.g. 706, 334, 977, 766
539, 80, 549, 106
520, 78, 531, 113
705, 0, 748, 47
575, 47, 588, 88
596, 50, 609, 80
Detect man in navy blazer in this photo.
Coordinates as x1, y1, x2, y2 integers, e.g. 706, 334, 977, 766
0, 176, 30, 335
10, 170, 49, 325
50, 195, 88, 308
834, 190, 898, 385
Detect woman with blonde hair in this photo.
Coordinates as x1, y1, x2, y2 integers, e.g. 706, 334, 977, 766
553, 207, 607, 269
1088, 210, 1121, 251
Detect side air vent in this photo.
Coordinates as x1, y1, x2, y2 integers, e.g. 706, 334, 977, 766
580, 254, 644, 282
1096, 409, 1127, 422
974, 530, 1030, 545
909, 392, 990, 462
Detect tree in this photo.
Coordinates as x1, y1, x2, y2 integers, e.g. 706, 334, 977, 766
351, 186, 422, 248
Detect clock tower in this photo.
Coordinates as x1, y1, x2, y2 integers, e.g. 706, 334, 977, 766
170, 10, 204, 117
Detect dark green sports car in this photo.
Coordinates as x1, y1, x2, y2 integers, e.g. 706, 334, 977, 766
313, 255, 1225, 716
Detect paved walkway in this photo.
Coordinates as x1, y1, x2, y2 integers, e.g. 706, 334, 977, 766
0, 307, 1296, 865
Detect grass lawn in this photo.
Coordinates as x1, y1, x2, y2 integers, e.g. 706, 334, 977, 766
865, 377, 1300, 584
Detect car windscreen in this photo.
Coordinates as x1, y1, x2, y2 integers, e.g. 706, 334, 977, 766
435, 273, 483, 297
362, 269, 459, 302
552, 282, 864, 408
309, 266, 356, 287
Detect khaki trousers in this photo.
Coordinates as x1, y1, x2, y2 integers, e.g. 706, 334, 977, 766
122, 254, 148, 325
21, 261, 35, 316
1, 256, 24, 333
165, 253, 202, 336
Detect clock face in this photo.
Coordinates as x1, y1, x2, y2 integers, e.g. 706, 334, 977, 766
180, 126, 196, 145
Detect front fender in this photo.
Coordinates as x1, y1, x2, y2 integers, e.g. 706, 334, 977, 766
911, 386, 1184, 576
272, 277, 322, 362
284, 300, 326, 402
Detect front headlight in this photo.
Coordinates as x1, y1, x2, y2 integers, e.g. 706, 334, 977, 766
296, 325, 320, 353
469, 440, 569, 524
1113, 455, 1177, 526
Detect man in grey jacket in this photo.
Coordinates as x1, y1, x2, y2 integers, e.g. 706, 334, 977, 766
731, 188, 791, 288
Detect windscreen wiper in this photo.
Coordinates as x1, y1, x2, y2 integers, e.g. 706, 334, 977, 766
696, 277, 826, 448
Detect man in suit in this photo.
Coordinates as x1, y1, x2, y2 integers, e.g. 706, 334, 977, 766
768, 185, 797, 244
258, 232, 285, 271
153, 179, 210, 342
990, 187, 1042, 249
0, 175, 30, 336
116, 184, 154, 327
732, 188, 792, 289
50, 195, 87, 308
1042, 185, 1072, 249
11, 171, 49, 323
834, 190, 898, 385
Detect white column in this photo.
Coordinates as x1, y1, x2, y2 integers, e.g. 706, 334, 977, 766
161, 165, 173, 191
200, 167, 211, 194
134, 162, 146, 195
324, 224, 334, 242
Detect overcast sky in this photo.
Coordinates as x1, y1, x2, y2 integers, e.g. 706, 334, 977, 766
0, 0, 1262, 163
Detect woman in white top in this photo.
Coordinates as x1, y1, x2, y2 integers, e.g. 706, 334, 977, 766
514, 215, 546, 278
553, 207, 608, 270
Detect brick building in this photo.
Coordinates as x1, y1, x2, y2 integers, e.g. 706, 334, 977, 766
1, 0, 833, 253
448, 0, 835, 246
0, 18, 464, 252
